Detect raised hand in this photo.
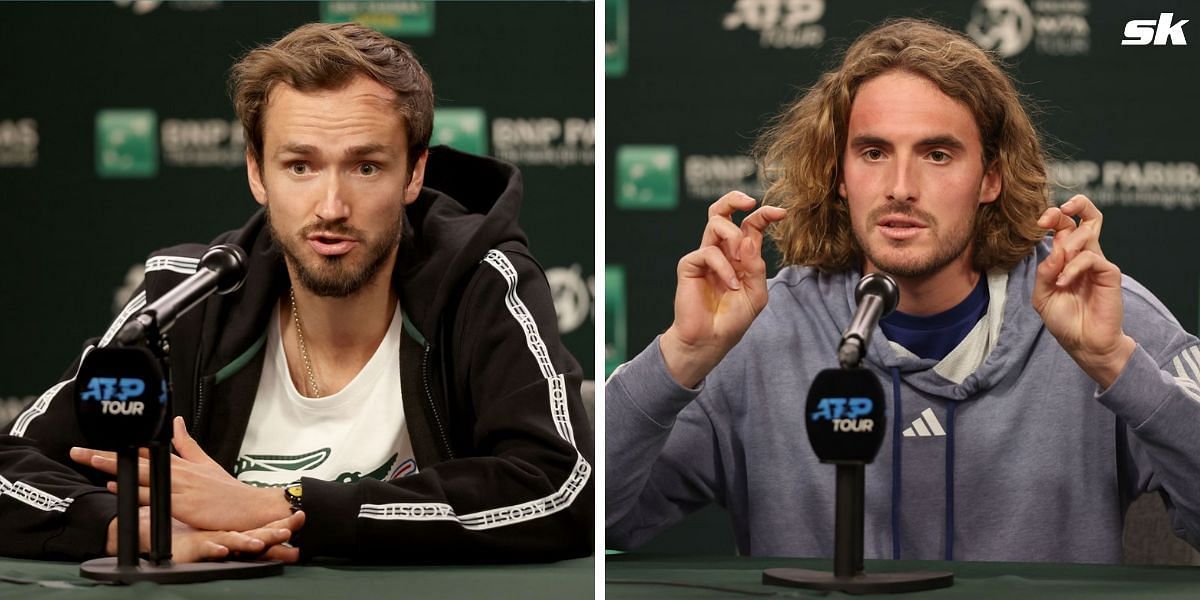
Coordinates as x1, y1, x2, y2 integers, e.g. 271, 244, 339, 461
660, 191, 787, 388
1032, 194, 1135, 389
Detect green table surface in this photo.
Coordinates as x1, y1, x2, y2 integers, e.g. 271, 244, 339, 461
0, 556, 594, 599
606, 554, 1200, 598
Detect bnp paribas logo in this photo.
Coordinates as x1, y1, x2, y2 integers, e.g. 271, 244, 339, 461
605, 264, 626, 377
432, 108, 488, 156
96, 109, 158, 178
616, 145, 678, 210
320, 1, 435, 36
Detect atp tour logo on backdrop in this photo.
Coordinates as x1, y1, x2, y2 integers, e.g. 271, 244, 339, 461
0, 118, 37, 167
320, 1, 435, 36
1122, 13, 1189, 46
685, 154, 761, 201
96, 109, 158, 178
432, 108, 488, 156
161, 119, 245, 167
615, 145, 679, 210
1048, 160, 1200, 209
966, 0, 1090, 57
492, 118, 595, 167
546, 264, 594, 335
112, 0, 219, 15
723, 0, 825, 49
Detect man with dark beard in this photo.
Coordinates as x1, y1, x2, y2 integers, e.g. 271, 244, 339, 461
606, 19, 1200, 563
0, 23, 592, 564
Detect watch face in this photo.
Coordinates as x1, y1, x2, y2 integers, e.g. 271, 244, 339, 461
286, 484, 303, 499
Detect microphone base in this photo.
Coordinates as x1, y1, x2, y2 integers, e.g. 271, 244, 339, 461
80, 557, 283, 584
763, 567, 953, 594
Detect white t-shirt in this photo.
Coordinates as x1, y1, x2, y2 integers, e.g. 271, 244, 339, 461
235, 302, 417, 488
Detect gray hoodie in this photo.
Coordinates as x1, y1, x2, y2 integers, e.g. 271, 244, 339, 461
606, 240, 1200, 563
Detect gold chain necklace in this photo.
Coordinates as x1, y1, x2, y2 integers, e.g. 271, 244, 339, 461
289, 287, 320, 398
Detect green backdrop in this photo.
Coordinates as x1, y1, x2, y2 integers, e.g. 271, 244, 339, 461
0, 1, 595, 416
605, 0, 1200, 560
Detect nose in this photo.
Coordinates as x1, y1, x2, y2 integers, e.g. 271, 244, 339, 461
315, 172, 351, 222
887, 155, 917, 203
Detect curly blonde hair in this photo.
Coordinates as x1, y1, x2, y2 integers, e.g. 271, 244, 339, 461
756, 18, 1049, 272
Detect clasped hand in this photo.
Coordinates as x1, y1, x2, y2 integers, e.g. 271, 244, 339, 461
71, 416, 300, 563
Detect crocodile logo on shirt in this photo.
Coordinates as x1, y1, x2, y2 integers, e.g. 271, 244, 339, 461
234, 448, 331, 477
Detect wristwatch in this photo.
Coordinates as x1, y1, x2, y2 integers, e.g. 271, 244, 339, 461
284, 482, 303, 513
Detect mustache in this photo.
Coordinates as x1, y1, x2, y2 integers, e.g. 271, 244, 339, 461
867, 202, 936, 227
298, 221, 362, 240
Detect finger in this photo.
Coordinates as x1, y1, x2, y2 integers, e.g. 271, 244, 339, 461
739, 205, 787, 236
106, 481, 153, 506
1038, 206, 1076, 236
706, 191, 758, 219
263, 510, 306, 532
69, 447, 114, 468
738, 205, 786, 265
200, 541, 231, 561
212, 530, 268, 554
1058, 195, 1104, 256
1059, 194, 1102, 223
82, 453, 153, 485
172, 416, 210, 463
700, 214, 745, 261
1055, 250, 1121, 289
262, 544, 301, 564
679, 246, 741, 290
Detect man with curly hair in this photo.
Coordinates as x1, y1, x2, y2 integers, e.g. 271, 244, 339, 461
606, 18, 1200, 563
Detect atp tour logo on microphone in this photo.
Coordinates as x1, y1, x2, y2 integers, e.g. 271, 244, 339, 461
74, 346, 169, 450
80, 377, 160, 416
810, 397, 875, 433
805, 369, 886, 463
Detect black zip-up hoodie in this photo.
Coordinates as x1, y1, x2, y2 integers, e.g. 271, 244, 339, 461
0, 147, 594, 563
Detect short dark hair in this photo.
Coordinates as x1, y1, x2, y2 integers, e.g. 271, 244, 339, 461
230, 22, 434, 172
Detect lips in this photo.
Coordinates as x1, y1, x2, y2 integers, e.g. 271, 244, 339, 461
876, 214, 927, 241
306, 233, 358, 256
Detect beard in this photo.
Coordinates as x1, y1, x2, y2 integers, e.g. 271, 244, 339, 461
854, 201, 976, 279
266, 206, 402, 298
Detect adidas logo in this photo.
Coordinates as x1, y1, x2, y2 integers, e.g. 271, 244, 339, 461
901, 408, 945, 438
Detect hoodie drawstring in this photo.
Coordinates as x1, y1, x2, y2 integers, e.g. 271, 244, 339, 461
945, 401, 957, 561
890, 367, 958, 561
890, 367, 902, 560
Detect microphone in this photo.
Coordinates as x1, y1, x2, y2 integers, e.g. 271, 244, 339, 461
115, 244, 248, 347
836, 273, 899, 369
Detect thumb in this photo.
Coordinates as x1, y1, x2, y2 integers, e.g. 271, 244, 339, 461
172, 416, 209, 462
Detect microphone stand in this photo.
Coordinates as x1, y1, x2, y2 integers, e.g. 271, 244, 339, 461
80, 313, 283, 584
762, 348, 953, 593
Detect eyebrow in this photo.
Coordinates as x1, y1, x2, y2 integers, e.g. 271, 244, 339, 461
848, 134, 967, 151
274, 143, 396, 159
